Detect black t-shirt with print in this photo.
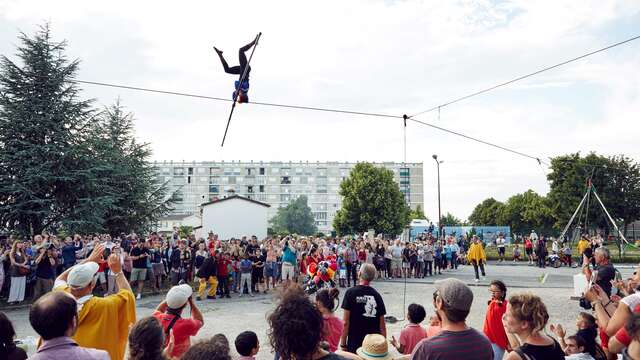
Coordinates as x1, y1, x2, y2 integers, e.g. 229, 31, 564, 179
340, 285, 387, 353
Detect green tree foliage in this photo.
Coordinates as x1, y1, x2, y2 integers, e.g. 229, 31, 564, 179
468, 198, 504, 225
0, 25, 112, 235
547, 153, 640, 232
0, 25, 172, 235
87, 101, 175, 234
440, 212, 463, 226
496, 190, 554, 235
333, 162, 409, 235
269, 195, 317, 235
409, 204, 428, 221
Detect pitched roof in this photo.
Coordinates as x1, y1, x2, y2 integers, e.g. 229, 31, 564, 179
201, 194, 271, 208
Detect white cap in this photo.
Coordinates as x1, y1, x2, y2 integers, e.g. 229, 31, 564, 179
166, 284, 193, 309
68, 262, 99, 288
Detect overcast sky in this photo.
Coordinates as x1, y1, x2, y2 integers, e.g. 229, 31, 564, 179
1, 0, 639, 221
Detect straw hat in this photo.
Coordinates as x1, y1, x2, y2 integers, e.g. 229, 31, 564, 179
356, 334, 394, 360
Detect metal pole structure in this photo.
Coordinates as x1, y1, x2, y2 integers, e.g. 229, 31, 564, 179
403, 115, 408, 164
432, 155, 442, 238
557, 189, 590, 243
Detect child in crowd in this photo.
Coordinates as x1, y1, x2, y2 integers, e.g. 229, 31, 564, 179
426, 313, 442, 337
338, 255, 347, 288
315, 288, 343, 352
235, 331, 260, 360
391, 303, 428, 355
513, 244, 521, 262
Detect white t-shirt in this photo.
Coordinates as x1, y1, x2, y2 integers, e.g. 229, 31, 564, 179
496, 238, 506, 248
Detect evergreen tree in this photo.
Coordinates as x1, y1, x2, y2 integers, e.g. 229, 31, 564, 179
88, 101, 174, 234
0, 25, 111, 235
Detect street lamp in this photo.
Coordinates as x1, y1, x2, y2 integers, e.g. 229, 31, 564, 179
432, 154, 443, 238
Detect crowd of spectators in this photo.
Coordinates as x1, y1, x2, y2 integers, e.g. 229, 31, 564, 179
0, 228, 635, 360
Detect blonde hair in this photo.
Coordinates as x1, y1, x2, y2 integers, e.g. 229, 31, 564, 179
508, 293, 549, 333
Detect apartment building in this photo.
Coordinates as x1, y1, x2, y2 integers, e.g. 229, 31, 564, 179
153, 161, 424, 233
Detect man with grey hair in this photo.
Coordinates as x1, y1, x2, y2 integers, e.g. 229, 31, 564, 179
584, 245, 616, 297
339, 263, 387, 353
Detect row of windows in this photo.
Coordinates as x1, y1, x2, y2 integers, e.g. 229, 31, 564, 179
158, 165, 420, 178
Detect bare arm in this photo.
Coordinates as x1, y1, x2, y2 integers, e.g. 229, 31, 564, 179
156, 300, 169, 313
608, 335, 625, 354
605, 302, 630, 337
379, 315, 387, 337
109, 253, 132, 293
340, 310, 350, 350
188, 297, 204, 323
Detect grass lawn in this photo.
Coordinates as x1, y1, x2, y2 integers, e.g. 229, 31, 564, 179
483, 242, 640, 264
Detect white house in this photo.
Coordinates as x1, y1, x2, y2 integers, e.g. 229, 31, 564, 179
200, 195, 271, 240
156, 214, 201, 235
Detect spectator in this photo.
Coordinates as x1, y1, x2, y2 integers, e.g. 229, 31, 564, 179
340, 263, 387, 353
151, 241, 166, 293
54, 244, 136, 360
129, 240, 150, 300
390, 303, 427, 355
128, 316, 169, 360
316, 288, 343, 352
61, 236, 81, 270
0, 312, 27, 360
411, 278, 492, 360
496, 234, 507, 262
196, 250, 218, 300
181, 334, 231, 360
28, 291, 109, 360
484, 280, 510, 359
426, 313, 442, 337
524, 237, 534, 265
32, 244, 57, 300
355, 334, 394, 360
536, 236, 547, 268
154, 284, 204, 359
268, 285, 346, 360
235, 331, 260, 360
513, 244, 521, 262
107, 246, 125, 295
583, 247, 616, 297
551, 312, 599, 359
217, 252, 231, 298
281, 238, 297, 286
239, 254, 253, 297
8, 240, 28, 305
467, 235, 486, 282
563, 335, 595, 360
504, 293, 565, 360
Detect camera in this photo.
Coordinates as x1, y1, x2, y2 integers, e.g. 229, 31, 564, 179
579, 297, 592, 310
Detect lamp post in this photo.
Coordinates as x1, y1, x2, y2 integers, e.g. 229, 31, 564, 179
432, 154, 442, 238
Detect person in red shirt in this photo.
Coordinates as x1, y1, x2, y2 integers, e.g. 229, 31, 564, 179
153, 284, 204, 359
391, 303, 427, 354
217, 252, 231, 298
315, 288, 343, 352
483, 280, 509, 360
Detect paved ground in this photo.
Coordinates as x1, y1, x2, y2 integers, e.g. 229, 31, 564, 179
4, 263, 635, 359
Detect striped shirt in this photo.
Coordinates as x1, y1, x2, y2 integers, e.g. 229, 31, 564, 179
411, 328, 492, 360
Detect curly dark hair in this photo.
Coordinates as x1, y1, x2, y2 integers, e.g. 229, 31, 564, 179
0, 312, 17, 360
182, 334, 231, 360
268, 285, 323, 360
128, 317, 167, 360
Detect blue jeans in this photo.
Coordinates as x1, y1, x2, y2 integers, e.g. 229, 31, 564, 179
491, 342, 505, 360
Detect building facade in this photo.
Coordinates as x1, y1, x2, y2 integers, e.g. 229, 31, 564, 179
153, 161, 424, 233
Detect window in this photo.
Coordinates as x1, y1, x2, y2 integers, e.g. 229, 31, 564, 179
228, 176, 236, 184
259, 167, 265, 175
282, 168, 291, 176
188, 167, 193, 175
281, 176, 291, 184
400, 168, 410, 177
317, 168, 327, 176
247, 185, 254, 193
209, 185, 219, 193
187, 176, 191, 184
247, 168, 254, 175
197, 167, 206, 174
259, 185, 265, 193
209, 167, 220, 175
317, 185, 327, 193
271, 168, 280, 174
209, 176, 219, 184
174, 168, 184, 176
300, 176, 308, 184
